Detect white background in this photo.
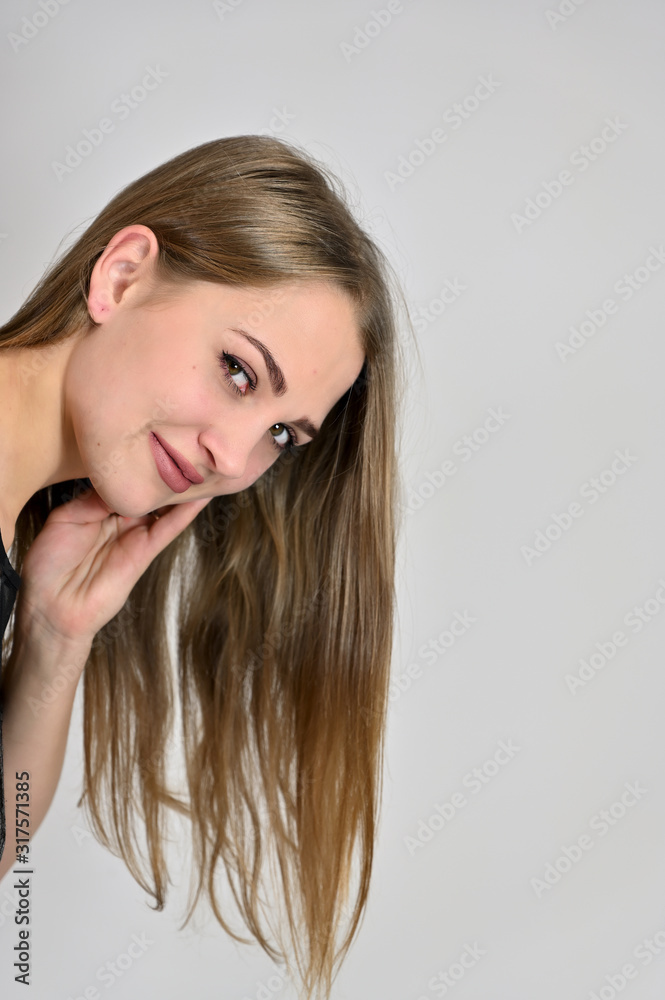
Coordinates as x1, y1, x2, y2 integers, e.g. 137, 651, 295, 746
1, 1, 665, 998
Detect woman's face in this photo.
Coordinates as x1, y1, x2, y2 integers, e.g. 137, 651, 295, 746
66, 245, 365, 517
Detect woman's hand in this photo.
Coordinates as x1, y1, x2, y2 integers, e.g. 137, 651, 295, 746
13, 486, 212, 650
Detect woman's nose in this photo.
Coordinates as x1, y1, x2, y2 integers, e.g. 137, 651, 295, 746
199, 420, 263, 481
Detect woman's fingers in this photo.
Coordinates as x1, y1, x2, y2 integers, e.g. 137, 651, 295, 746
16, 489, 214, 647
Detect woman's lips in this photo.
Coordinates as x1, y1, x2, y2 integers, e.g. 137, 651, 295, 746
149, 432, 193, 494
152, 432, 204, 484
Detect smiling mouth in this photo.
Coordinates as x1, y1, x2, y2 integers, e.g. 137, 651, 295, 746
151, 431, 204, 485
149, 432, 193, 494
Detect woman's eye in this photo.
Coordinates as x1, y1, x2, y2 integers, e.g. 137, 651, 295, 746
219, 351, 296, 453
270, 423, 296, 452
219, 352, 255, 395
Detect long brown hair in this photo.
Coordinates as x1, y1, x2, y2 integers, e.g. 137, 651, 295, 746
0, 135, 407, 999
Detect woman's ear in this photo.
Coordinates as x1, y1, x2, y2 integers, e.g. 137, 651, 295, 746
87, 225, 160, 324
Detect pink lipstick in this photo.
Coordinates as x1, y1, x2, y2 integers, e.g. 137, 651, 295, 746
149, 432, 201, 494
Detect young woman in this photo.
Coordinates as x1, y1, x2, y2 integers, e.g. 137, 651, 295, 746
0, 135, 404, 999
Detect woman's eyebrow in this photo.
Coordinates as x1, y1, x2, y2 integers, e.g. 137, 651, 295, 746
231, 327, 287, 396
231, 327, 320, 440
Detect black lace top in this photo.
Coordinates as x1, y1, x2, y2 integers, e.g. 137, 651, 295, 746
0, 529, 21, 864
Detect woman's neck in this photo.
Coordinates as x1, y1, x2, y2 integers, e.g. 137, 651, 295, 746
0, 333, 87, 542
